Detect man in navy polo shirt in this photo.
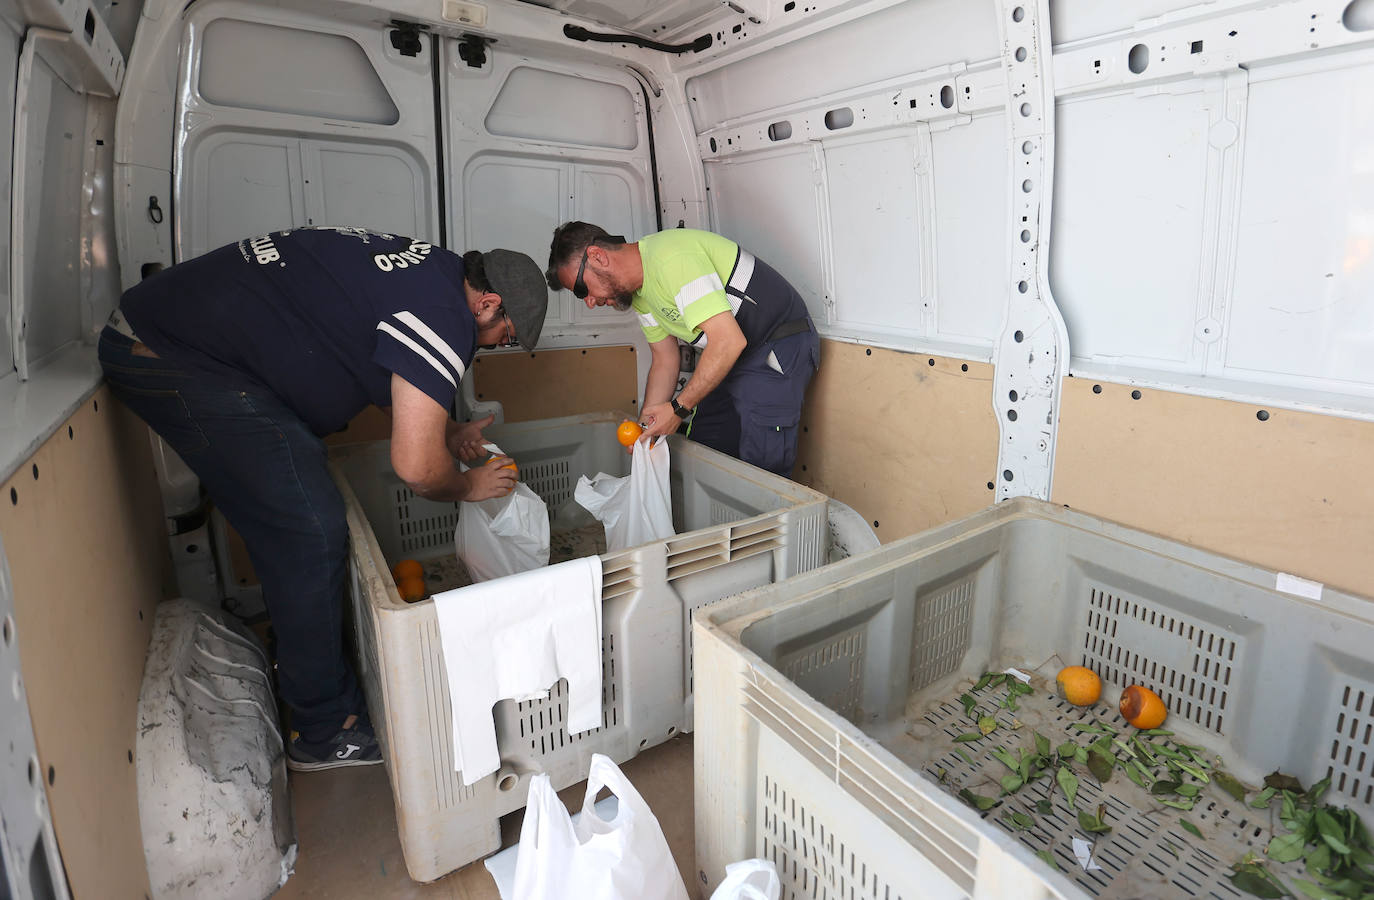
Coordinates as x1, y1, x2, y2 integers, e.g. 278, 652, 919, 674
98, 226, 549, 770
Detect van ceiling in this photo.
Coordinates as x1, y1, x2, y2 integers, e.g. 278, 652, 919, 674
513, 0, 729, 40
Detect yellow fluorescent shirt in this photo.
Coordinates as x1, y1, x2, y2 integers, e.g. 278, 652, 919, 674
631, 229, 740, 344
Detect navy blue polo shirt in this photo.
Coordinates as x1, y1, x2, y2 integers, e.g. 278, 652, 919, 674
121, 227, 475, 435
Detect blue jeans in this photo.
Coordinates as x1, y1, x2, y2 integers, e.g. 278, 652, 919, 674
98, 327, 362, 742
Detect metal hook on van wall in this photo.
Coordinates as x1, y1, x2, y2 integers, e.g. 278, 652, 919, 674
147, 195, 163, 224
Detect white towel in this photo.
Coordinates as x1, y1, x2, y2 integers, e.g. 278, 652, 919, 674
433, 556, 603, 786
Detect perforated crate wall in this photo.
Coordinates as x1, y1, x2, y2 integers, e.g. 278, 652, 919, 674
777, 624, 867, 722
909, 574, 976, 694
520, 457, 574, 511
1080, 585, 1238, 735
1326, 680, 1374, 806
393, 486, 461, 555
513, 631, 622, 756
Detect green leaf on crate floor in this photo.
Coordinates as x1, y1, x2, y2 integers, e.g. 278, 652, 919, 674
991, 746, 1020, 771
1267, 832, 1307, 864
1058, 767, 1080, 811
1229, 864, 1287, 899
1075, 746, 1090, 765
972, 673, 995, 692
1078, 805, 1112, 835
954, 733, 983, 743
1007, 811, 1035, 830
1159, 797, 1198, 811
1057, 741, 1078, 760
1250, 787, 1279, 809
1004, 681, 1034, 711
1133, 737, 1158, 766
1176, 784, 1202, 798
1141, 728, 1174, 736
979, 715, 999, 736
1036, 799, 1053, 816
1178, 761, 1211, 784
1001, 774, 1025, 795
959, 789, 998, 812
1304, 842, 1330, 874
960, 693, 978, 718
1314, 810, 1352, 856
955, 748, 974, 765
937, 768, 948, 784
1181, 819, 1204, 839
1087, 749, 1115, 784
1035, 732, 1051, 758
1124, 760, 1152, 790
1152, 780, 1183, 795
1290, 878, 1343, 900
1036, 849, 1060, 871
1305, 776, 1332, 807
1071, 722, 1106, 734
1265, 772, 1307, 794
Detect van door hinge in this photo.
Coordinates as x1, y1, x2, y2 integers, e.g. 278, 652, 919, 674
457, 33, 493, 67
388, 20, 429, 57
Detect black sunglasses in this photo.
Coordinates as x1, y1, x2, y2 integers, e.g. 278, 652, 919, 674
571, 236, 625, 300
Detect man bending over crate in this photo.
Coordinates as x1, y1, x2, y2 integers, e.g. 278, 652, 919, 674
98, 227, 548, 770
545, 222, 820, 477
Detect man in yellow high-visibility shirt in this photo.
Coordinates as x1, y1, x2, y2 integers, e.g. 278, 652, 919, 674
546, 222, 819, 477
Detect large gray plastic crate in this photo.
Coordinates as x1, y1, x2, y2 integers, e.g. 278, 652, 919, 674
330, 411, 830, 882
694, 498, 1374, 899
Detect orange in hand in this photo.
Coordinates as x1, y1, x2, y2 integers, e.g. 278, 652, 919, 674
392, 559, 423, 583
486, 456, 518, 473
1055, 665, 1102, 706
398, 575, 427, 603
1120, 684, 1168, 729
616, 421, 644, 446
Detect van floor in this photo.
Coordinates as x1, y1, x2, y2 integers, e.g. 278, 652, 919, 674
273, 734, 695, 898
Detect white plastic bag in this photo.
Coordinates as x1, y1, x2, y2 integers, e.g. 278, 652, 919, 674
573, 438, 675, 552
454, 444, 550, 582
512, 754, 688, 900
709, 860, 781, 900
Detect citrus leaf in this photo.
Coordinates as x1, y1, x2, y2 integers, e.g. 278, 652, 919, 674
986, 673, 1008, 689
1141, 728, 1174, 736
1075, 746, 1089, 765
1071, 722, 1106, 734
1216, 770, 1248, 802
1001, 774, 1025, 795
978, 715, 999, 736
1035, 732, 1051, 758
1036, 799, 1053, 816
954, 733, 982, 743
1181, 819, 1203, 839
1152, 780, 1183, 795
1176, 784, 1202, 798
1124, 759, 1152, 790
1250, 787, 1279, 809
955, 748, 974, 765
1315, 811, 1352, 856
972, 673, 995, 692
1159, 797, 1198, 811
991, 746, 1020, 771
1290, 878, 1343, 900
959, 693, 978, 718
1078, 809, 1112, 834
1057, 741, 1078, 760
1229, 868, 1286, 898
1087, 749, 1115, 784
958, 789, 998, 811
1133, 738, 1158, 765
1266, 772, 1307, 794
1008, 811, 1034, 830
1267, 832, 1307, 863
1058, 767, 1079, 811
1036, 849, 1059, 872
1305, 843, 1331, 874
1305, 776, 1332, 806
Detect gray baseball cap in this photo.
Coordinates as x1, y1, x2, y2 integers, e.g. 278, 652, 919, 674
483, 249, 548, 349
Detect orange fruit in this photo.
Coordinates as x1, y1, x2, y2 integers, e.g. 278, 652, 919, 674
486, 456, 518, 473
391, 559, 423, 582
616, 421, 643, 446
1120, 685, 1167, 729
1056, 665, 1102, 706
398, 575, 427, 603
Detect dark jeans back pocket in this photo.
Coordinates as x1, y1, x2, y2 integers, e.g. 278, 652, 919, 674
107, 382, 210, 455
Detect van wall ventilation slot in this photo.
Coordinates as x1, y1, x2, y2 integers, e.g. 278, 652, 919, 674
909, 576, 976, 694
1080, 585, 1236, 735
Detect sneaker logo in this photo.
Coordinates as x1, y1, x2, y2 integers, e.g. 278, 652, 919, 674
337, 743, 362, 760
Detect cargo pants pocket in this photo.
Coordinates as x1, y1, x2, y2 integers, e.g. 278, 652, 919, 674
738, 405, 800, 477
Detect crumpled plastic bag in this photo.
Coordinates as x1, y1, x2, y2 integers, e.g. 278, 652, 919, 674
454, 444, 550, 582
573, 438, 675, 552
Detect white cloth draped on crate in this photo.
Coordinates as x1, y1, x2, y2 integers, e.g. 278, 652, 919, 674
433, 556, 604, 786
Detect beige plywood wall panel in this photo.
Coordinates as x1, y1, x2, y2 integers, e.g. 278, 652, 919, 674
0, 388, 170, 899
795, 341, 1000, 541
472, 345, 640, 423
1053, 378, 1374, 599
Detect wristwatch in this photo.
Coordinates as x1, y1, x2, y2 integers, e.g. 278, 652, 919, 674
670, 397, 694, 419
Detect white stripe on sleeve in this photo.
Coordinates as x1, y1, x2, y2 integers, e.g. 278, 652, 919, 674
376, 321, 457, 389
673, 274, 725, 317
393, 311, 467, 382
637, 312, 658, 329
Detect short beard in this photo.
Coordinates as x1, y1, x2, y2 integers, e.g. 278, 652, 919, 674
611, 293, 633, 311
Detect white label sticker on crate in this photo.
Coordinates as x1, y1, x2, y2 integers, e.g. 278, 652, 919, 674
1276, 572, 1323, 601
